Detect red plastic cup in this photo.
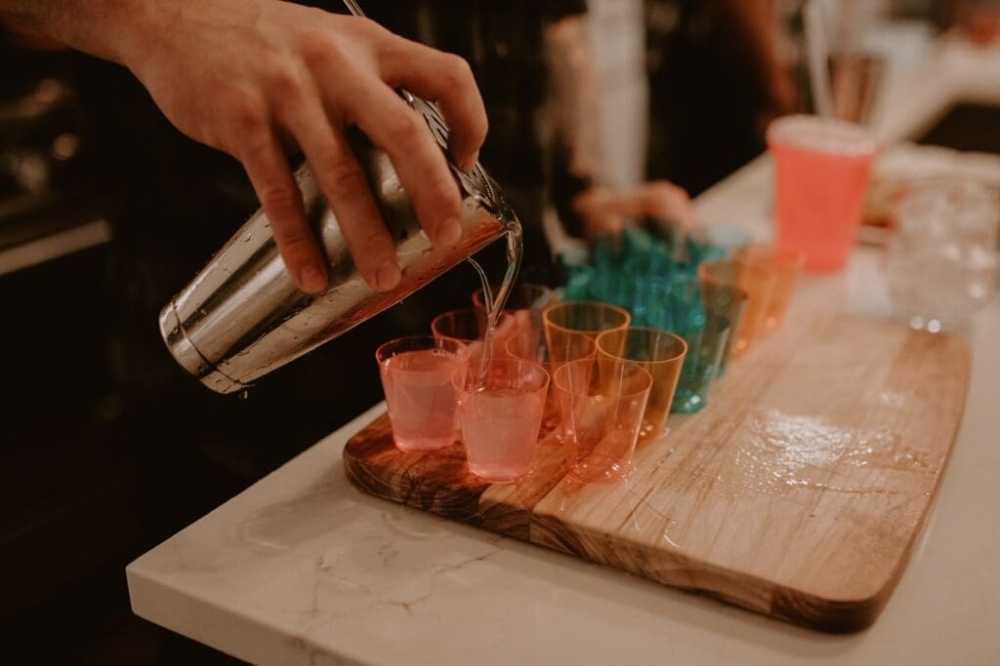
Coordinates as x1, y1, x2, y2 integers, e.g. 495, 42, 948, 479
768, 115, 878, 272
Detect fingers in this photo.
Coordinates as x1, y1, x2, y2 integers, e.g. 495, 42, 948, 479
573, 187, 634, 239
574, 183, 696, 234
639, 182, 695, 229
281, 97, 400, 292
378, 36, 487, 170
327, 68, 464, 249
239, 132, 329, 294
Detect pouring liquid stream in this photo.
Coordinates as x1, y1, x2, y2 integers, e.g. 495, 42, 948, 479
467, 214, 523, 386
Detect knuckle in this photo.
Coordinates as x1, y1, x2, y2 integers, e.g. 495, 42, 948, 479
276, 232, 314, 259
322, 155, 367, 194
267, 64, 304, 102
654, 181, 688, 201
223, 87, 267, 135
258, 184, 300, 218
350, 16, 384, 38
364, 227, 390, 250
441, 54, 474, 86
649, 182, 675, 197
384, 111, 424, 147
299, 29, 340, 66
426, 172, 461, 212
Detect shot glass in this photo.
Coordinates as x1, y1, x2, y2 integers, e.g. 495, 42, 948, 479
596, 327, 687, 442
431, 308, 516, 369
505, 330, 596, 439
472, 282, 556, 362
672, 282, 747, 412
735, 244, 805, 331
376, 336, 468, 452
698, 260, 776, 357
543, 302, 631, 365
553, 358, 653, 482
702, 280, 747, 377
457, 358, 549, 483
767, 115, 878, 272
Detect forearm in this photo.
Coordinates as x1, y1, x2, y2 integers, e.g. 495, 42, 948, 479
0, 0, 155, 64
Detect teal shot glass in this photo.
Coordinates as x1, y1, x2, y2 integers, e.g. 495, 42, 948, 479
672, 281, 748, 413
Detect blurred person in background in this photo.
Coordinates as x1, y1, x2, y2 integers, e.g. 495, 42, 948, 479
645, 0, 797, 198
545, 0, 795, 244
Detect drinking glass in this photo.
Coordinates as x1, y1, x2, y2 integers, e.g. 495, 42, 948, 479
505, 333, 596, 439
673, 282, 747, 412
629, 271, 703, 333
472, 282, 556, 362
543, 301, 630, 364
735, 244, 805, 331
698, 260, 776, 357
698, 281, 747, 378
596, 328, 686, 442
431, 308, 517, 367
553, 358, 653, 482
376, 336, 468, 452
457, 358, 549, 483
768, 115, 878, 272
886, 179, 999, 332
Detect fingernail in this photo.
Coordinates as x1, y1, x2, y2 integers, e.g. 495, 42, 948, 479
438, 217, 463, 246
375, 262, 401, 292
299, 265, 327, 294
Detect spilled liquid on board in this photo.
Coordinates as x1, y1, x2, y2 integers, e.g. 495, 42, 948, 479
722, 409, 935, 497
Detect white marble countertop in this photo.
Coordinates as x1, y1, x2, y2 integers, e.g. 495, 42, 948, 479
128, 35, 1000, 666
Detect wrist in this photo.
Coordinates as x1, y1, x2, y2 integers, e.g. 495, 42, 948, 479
2, 1, 168, 69
86, 1, 168, 69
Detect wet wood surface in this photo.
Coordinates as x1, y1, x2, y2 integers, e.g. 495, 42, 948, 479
345, 310, 970, 632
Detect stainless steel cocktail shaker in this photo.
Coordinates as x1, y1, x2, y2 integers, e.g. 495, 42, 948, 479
159, 92, 514, 393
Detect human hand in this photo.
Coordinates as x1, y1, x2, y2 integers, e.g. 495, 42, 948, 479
120, 0, 487, 293
572, 181, 695, 240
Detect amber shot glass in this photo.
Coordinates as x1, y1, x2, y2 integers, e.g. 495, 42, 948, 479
543, 301, 631, 364
698, 260, 776, 357
735, 244, 804, 331
553, 358, 652, 482
505, 329, 596, 439
596, 327, 687, 442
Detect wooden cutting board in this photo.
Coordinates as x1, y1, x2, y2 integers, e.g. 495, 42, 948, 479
344, 310, 970, 633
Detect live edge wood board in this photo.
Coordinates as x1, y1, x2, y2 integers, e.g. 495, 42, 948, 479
344, 310, 970, 633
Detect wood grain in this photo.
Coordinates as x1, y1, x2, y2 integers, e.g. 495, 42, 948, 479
344, 311, 970, 633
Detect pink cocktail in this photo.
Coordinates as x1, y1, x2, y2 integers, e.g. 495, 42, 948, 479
768, 115, 878, 272
376, 337, 468, 452
458, 359, 549, 483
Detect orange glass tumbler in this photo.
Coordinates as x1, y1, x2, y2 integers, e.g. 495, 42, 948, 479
552, 358, 652, 482
698, 260, 776, 357
595, 327, 687, 442
735, 245, 805, 331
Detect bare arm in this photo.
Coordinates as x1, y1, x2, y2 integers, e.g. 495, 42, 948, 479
1, 1, 151, 63
1, 1, 488, 294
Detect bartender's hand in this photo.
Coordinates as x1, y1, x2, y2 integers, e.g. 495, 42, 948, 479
1, 0, 487, 294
